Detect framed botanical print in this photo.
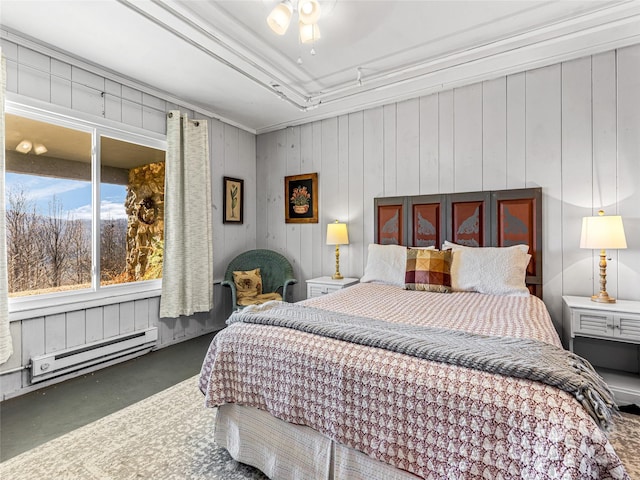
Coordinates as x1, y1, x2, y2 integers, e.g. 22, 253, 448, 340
285, 172, 318, 223
223, 177, 243, 224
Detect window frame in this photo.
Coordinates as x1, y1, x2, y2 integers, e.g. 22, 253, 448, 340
6, 98, 167, 321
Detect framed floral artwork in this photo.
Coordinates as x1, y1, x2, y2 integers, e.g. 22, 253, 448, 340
223, 177, 243, 224
285, 172, 318, 223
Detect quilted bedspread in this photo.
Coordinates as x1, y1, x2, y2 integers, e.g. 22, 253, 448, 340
200, 283, 629, 480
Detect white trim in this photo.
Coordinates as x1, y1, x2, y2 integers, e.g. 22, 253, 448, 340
255, 18, 640, 134
9, 284, 162, 321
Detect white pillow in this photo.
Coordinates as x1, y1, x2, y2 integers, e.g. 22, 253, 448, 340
443, 241, 531, 296
360, 244, 409, 287
443, 240, 529, 253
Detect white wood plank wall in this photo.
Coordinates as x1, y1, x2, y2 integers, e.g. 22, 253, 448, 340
0, 38, 256, 398
256, 45, 640, 357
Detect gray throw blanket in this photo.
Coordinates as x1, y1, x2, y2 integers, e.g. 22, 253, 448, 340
227, 301, 617, 431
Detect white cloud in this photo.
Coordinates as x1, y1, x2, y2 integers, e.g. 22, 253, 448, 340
8, 177, 89, 201
100, 200, 128, 220
68, 201, 127, 221
68, 204, 92, 221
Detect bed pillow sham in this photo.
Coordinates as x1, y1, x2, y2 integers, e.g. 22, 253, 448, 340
359, 244, 428, 286
405, 248, 452, 293
442, 241, 531, 296
443, 240, 529, 253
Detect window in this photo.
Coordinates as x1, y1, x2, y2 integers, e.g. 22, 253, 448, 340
5, 103, 166, 311
99, 136, 165, 286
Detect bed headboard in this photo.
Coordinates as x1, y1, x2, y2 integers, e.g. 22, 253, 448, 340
374, 188, 542, 298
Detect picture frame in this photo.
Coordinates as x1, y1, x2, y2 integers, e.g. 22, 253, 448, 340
285, 172, 318, 223
223, 177, 244, 224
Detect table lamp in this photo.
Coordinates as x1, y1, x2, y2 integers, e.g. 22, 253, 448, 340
580, 210, 627, 303
326, 220, 349, 280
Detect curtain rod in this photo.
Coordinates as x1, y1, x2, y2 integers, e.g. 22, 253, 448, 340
167, 111, 201, 126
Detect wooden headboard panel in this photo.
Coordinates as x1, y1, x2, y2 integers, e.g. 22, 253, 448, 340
374, 188, 542, 297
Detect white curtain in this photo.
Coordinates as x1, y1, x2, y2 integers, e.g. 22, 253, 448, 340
0, 54, 14, 364
160, 111, 213, 318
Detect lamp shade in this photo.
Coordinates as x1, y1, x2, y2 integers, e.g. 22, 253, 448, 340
299, 21, 321, 44
580, 213, 627, 250
298, 0, 321, 24
267, 1, 293, 35
326, 222, 349, 245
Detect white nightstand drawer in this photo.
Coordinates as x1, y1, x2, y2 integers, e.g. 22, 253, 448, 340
306, 276, 359, 299
308, 284, 341, 297
572, 309, 614, 337
616, 313, 640, 342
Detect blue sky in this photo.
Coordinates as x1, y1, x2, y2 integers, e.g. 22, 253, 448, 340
5, 173, 127, 221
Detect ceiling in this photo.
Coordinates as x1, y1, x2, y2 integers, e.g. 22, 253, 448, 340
2, 0, 640, 134
5, 113, 164, 174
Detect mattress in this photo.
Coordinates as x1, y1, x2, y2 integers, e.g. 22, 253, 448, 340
200, 283, 628, 479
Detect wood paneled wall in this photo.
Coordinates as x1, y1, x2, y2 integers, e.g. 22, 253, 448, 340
0, 38, 256, 398
256, 45, 640, 353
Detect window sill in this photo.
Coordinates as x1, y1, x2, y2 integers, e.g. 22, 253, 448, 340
9, 281, 162, 322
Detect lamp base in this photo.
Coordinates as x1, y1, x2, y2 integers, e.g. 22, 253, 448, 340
591, 292, 616, 303
332, 244, 343, 280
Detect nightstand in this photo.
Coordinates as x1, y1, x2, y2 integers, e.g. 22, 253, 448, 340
563, 295, 640, 405
306, 276, 359, 299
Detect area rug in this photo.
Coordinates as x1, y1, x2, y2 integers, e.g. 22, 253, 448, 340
0, 376, 266, 480
1, 375, 638, 480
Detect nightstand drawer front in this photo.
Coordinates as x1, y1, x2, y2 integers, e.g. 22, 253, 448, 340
308, 284, 340, 297
307, 284, 342, 298
616, 314, 640, 342
573, 310, 613, 337
306, 277, 359, 299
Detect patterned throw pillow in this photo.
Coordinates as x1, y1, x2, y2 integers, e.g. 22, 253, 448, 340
233, 268, 263, 300
405, 249, 452, 293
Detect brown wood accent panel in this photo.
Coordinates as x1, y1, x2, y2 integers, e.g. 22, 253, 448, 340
447, 192, 491, 247
374, 197, 405, 245
496, 199, 536, 271
492, 188, 543, 295
407, 195, 445, 248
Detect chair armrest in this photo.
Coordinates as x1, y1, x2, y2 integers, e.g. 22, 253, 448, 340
221, 280, 239, 310
282, 278, 297, 303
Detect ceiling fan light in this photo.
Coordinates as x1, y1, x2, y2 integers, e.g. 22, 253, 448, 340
298, 0, 321, 24
34, 143, 48, 155
267, 1, 293, 35
16, 140, 32, 154
299, 21, 321, 44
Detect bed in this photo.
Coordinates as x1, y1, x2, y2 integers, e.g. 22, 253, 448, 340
199, 188, 629, 480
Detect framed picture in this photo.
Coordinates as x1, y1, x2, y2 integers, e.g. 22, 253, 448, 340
223, 177, 243, 224
285, 172, 318, 223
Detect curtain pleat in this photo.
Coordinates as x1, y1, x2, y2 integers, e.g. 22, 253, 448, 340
0, 54, 14, 364
160, 111, 213, 318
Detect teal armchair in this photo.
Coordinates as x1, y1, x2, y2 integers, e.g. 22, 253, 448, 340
222, 249, 297, 310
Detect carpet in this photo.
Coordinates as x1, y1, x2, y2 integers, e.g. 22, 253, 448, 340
1, 375, 638, 480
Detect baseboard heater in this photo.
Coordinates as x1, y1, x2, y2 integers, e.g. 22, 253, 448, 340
30, 327, 158, 383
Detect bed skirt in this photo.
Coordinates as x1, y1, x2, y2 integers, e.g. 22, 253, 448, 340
215, 404, 420, 480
